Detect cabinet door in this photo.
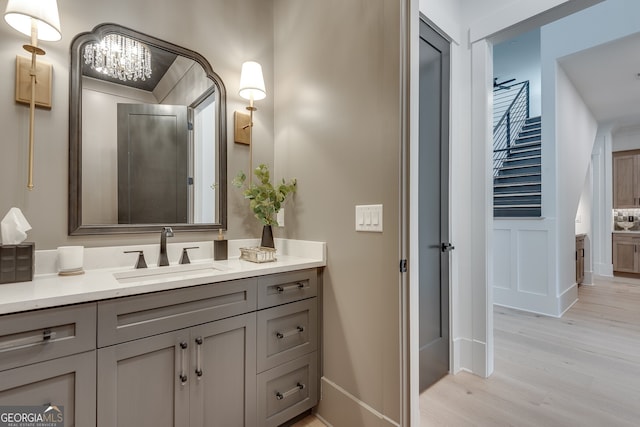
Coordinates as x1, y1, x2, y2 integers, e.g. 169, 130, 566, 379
97, 330, 190, 427
575, 237, 585, 284
614, 154, 637, 208
612, 238, 638, 273
0, 351, 96, 427
190, 313, 257, 427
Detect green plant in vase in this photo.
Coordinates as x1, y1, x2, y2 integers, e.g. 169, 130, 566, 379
232, 164, 297, 248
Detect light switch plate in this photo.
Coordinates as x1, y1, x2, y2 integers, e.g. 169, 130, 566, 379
355, 204, 383, 232
277, 209, 285, 227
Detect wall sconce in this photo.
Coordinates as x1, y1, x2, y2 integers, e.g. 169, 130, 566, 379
4, 0, 62, 190
236, 61, 266, 184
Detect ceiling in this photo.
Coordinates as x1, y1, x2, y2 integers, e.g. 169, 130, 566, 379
559, 31, 640, 129
82, 43, 177, 92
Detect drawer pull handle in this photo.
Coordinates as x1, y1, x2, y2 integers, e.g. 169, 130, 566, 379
195, 337, 203, 379
276, 326, 305, 340
276, 282, 305, 294
179, 341, 188, 385
275, 382, 306, 400
0, 329, 57, 351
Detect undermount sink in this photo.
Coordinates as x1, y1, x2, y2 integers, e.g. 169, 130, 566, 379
114, 263, 222, 283
616, 221, 634, 231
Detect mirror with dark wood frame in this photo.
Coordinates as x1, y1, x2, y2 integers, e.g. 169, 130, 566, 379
69, 23, 227, 235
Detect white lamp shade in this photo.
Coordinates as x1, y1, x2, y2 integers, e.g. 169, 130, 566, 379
239, 61, 266, 101
4, 0, 61, 41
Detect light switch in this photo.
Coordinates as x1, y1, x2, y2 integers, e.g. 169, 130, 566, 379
277, 209, 285, 227
355, 204, 383, 232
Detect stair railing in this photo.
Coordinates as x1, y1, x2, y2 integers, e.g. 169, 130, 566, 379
493, 81, 529, 176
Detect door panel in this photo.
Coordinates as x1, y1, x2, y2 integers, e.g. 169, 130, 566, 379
613, 239, 637, 273
97, 330, 190, 427
418, 20, 450, 392
190, 313, 257, 427
117, 104, 189, 224
0, 351, 96, 427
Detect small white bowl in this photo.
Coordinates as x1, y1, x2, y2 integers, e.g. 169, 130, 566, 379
616, 221, 634, 230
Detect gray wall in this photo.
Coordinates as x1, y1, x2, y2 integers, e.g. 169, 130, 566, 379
0, 0, 274, 248
274, 0, 401, 424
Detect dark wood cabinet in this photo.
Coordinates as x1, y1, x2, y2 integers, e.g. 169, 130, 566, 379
576, 235, 585, 284
612, 233, 640, 273
613, 150, 640, 208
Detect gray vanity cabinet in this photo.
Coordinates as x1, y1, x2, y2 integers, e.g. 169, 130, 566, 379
256, 270, 319, 427
0, 268, 320, 427
0, 303, 98, 426
96, 278, 259, 427
97, 314, 256, 427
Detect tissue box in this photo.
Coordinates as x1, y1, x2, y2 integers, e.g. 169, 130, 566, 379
0, 243, 35, 284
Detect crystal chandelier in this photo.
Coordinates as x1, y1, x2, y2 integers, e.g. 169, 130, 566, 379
83, 34, 152, 82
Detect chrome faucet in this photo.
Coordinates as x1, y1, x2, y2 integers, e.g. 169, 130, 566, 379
158, 226, 174, 266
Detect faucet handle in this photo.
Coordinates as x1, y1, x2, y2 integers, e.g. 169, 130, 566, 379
179, 247, 199, 265
163, 226, 174, 237
124, 250, 147, 269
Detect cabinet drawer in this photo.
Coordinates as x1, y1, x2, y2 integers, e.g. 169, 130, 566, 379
257, 299, 317, 372
0, 303, 96, 372
257, 352, 318, 427
257, 269, 317, 309
98, 278, 257, 347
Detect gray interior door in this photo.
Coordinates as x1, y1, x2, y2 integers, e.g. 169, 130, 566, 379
418, 19, 451, 392
117, 104, 189, 224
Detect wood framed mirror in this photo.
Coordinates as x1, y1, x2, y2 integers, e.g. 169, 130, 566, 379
69, 23, 226, 235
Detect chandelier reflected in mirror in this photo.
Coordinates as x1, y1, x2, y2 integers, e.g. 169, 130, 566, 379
83, 33, 151, 82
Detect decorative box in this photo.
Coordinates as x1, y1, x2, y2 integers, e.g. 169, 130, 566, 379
0, 242, 35, 284
239, 246, 277, 263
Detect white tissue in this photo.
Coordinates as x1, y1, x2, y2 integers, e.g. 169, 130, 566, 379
1, 208, 32, 245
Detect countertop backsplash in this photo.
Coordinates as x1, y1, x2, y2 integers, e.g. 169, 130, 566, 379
613, 209, 640, 231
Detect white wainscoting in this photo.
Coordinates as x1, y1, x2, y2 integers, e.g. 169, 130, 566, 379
493, 218, 565, 316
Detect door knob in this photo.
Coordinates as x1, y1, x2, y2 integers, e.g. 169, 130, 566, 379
441, 243, 455, 252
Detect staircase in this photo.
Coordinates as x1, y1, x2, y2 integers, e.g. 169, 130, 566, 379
493, 116, 541, 217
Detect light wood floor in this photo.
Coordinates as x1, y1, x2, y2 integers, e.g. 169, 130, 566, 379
297, 276, 640, 426
421, 276, 640, 426
291, 414, 327, 427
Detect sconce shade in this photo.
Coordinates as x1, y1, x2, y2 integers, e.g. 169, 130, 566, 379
239, 61, 266, 101
4, 0, 62, 41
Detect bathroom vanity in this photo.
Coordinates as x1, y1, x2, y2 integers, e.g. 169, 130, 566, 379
0, 241, 324, 427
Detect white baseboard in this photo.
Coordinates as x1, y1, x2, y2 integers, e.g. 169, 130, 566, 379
583, 270, 593, 284
558, 283, 578, 316
317, 377, 399, 427
594, 262, 614, 277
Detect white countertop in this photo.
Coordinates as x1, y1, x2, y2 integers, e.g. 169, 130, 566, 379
612, 230, 640, 234
0, 239, 326, 315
